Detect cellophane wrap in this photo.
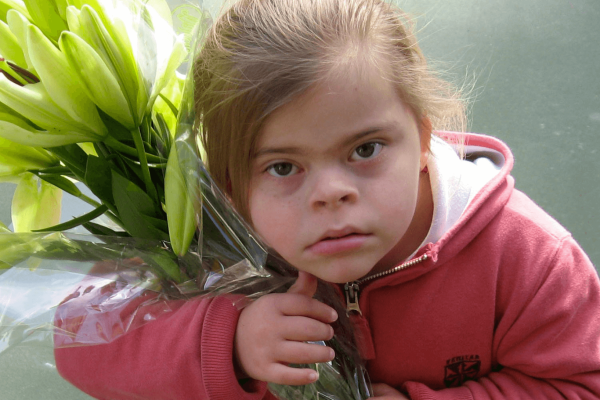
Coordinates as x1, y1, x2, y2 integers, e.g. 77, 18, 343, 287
0, 0, 372, 399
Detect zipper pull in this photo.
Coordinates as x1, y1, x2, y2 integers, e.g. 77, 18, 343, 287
344, 281, 362, 316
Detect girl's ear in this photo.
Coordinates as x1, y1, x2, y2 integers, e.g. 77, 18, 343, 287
419, 116, 432, 170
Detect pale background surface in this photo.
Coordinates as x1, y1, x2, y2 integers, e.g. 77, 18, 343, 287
0, 0, 598, 398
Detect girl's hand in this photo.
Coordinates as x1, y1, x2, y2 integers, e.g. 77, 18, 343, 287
370, 383, 410, 399
234, 271, 338, 385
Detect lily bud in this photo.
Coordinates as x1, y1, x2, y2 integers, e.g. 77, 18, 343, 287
78, 4, 145, 126
145, 3, 187, 115
165, 143, 197, 256
27, 24, 107, 138
59, 31, 135, 129
0, 135, 59, 182
11, 172, 62, 233
0, 77, 101, 146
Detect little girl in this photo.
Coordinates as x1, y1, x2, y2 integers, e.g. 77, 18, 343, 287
55, 0, 600, 398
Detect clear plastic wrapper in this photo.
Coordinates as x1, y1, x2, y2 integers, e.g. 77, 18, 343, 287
0, 0, 373, 398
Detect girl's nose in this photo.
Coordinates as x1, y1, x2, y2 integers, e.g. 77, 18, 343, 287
308, 170, 358, 210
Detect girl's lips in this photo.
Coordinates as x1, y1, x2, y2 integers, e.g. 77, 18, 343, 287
307, 233, 371, 256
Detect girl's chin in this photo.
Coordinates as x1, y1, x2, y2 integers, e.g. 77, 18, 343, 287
308, 265, 373, 284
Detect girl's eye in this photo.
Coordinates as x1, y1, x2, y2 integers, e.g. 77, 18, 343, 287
267, 162, 298, 177
351, 142, 383, 161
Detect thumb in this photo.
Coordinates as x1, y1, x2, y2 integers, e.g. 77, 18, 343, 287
287, 271, 318, 297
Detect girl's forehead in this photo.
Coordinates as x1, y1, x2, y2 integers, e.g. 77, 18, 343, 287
255, 67, 418, 152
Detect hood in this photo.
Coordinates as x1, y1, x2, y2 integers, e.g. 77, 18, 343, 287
364, 131, 515, 290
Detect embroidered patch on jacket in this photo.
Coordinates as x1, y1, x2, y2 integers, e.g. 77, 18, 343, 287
444, 354, 481, 388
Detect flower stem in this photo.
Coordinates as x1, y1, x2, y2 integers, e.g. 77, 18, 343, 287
131, 123, 159, 206
104, 136, 166, 164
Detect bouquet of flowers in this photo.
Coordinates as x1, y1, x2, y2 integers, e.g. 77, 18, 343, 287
0, 0, 372, 399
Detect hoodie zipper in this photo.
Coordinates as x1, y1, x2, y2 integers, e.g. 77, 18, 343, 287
344, 253, 429, 316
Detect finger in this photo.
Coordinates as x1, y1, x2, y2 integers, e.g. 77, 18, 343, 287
371, 383, 406, 397
276, 341, 335, 365
266, 363, 320, 386
278, 294, 338, 323
281, 316, 334, 342
287, 271, 318, 297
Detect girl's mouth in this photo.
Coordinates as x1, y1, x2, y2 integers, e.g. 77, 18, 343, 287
307, 232, 371, 256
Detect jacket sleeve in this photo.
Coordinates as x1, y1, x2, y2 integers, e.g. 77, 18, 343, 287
54, 278, 270, 400
404, 236, 600, 400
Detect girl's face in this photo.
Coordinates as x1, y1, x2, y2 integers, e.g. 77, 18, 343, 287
249, 67, 430, 283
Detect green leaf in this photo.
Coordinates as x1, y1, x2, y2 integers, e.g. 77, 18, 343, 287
82, 221, 129, 237
34, 173, 81, 197
145, 215, 169, 232
49, 144, 88, 181
96, 108, 132, 142
85, 154, 114, 205
145, 247, 181, 282
33, 204, 108, 232
157, 92, 178, 118
111, 170, 168, 240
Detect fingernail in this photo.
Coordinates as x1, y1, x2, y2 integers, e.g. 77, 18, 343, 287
329, 348, 335, 359
331, 310, 338, 321
309, 371, 319, 382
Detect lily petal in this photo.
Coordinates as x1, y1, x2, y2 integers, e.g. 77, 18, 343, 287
0, 20, 26, 67
22, 0, 68, 41
6, 9, 36, 72
0, 0, 29, 23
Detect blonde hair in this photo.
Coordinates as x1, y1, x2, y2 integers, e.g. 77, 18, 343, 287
194, 0, 466, 222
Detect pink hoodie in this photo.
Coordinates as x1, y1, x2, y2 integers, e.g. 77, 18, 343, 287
54, 133, 600, 399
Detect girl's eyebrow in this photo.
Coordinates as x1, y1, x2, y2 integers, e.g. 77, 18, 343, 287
254, 127, 386, 158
